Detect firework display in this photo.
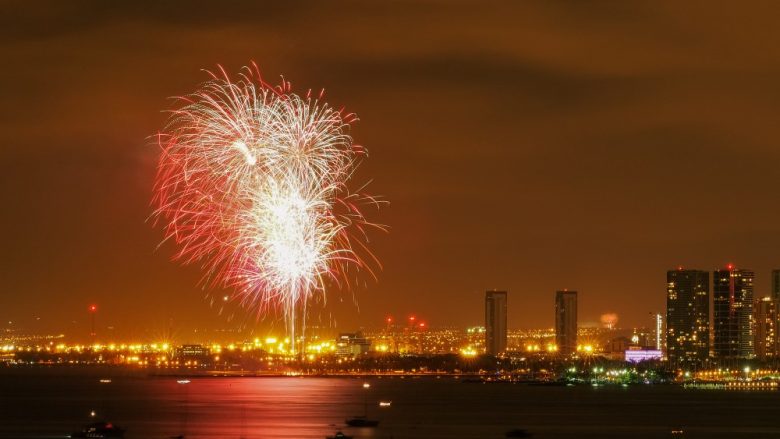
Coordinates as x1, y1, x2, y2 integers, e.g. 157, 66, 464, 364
152, 64, 380, 352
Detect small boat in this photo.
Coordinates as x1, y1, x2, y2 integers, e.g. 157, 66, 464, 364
379, 401, 392, 407
505, 428, 532, 438
345, 416, 379, 427
70, 421, 125, 438
670, 428, 684, 437
326, 432, 353, 439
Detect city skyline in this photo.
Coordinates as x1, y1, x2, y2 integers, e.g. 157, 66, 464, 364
7, 263, 780, 340
7, 264, 780, 364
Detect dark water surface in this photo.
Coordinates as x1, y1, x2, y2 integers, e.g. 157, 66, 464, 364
1, 371, 779, 438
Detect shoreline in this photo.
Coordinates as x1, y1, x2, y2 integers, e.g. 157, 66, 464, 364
3, 366, 777, 390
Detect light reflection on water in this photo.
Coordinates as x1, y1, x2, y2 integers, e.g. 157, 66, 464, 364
1, 373, 780, 438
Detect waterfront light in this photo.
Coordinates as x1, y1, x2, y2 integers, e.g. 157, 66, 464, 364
460, 347, 478, 357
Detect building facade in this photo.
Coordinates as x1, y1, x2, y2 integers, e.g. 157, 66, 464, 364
336, 332, 371, 357
754, 297, 776, 360
654, 313, 664, 351
713, 266, 755, 358
666, 269, 710, 363
555, 290, 578, 356
174, 344, 211, 366
484, 290, 508, 356
772, 269, 780, 356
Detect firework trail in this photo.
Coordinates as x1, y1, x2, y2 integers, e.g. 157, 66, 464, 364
152, 64, 382, 353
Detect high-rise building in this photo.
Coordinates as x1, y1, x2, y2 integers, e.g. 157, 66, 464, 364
555, 290, 578, 356
754, 297, 776, 360
654, 313, 664, 351
666, 269, 709, 363
772, 270, 780, 355
484, 290, 507, 356
713, 265, 755, 358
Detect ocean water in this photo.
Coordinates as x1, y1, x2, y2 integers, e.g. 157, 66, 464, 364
1, 371, 779, 438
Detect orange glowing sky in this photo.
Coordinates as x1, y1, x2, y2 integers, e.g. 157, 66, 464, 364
3, 1, 780, 340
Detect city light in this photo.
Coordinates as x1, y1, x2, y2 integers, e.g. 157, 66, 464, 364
5, 272, 780, 387
460, 347, 478, 357
577, 344, 594, 354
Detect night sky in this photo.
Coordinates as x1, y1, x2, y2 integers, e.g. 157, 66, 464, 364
3, 1, 780, 340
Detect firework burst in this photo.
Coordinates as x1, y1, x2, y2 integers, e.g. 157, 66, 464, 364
152, 64, 382, 352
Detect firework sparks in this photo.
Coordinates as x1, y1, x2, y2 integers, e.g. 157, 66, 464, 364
152, 64, 382, 353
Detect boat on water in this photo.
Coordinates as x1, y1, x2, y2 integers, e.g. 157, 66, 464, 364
345, 416, 379, 427
505, 428, 532, 438
346, 382, 379, 427
70, 421, 125, 438
326, 431, 353, 439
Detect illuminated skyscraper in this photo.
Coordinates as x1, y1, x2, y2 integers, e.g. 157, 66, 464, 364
772, 269, 780, 355
713, 265, 754, 358
654, 313, 664, 351
666, 269, 709, 363
555, 290, 578, 356
754, 297, 776, 360
484, 290, 507, 356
